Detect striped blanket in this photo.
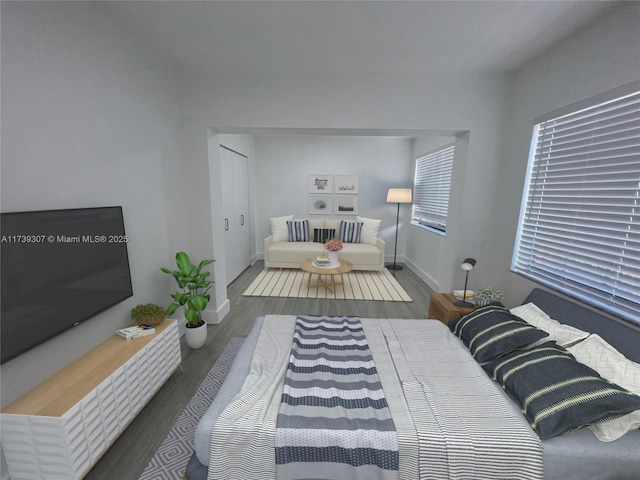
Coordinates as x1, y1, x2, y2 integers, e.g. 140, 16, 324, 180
275, 315, 399, 480
208, 316, 543, 479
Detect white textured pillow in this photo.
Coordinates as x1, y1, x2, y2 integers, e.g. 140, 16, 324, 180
510, 303, 589, 347
270, 215, 293, 243
567, 334, 640, 442
356, 216, 381, 245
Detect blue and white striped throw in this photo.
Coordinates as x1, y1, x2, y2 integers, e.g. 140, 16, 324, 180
275, 315, 399, 480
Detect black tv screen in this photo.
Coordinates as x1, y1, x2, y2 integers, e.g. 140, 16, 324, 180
1, 206, 133, 363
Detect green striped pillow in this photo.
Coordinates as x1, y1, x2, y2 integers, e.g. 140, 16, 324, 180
483, 341, 640, 439
449, 304, 548, 363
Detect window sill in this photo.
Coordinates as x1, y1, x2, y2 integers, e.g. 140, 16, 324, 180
411, 221, 445, 237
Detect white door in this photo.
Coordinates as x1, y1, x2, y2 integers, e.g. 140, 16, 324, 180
232, 152, 251, 280
220, 146, 250, 284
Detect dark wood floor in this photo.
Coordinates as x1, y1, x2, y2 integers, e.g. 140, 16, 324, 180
84, 261, 433, 480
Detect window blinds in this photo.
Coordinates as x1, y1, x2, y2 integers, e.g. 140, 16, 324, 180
412, 145, 454, 233
512, 87, 640, 324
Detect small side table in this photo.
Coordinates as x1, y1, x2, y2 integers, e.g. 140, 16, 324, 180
428, 292, 477, 325
300, 258, 353, 294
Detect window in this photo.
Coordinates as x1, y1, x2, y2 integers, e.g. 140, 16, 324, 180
512, 82, 640, 324
412, 144, 454, 234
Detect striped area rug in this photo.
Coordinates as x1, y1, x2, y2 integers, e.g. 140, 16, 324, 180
138, 338, 243, 480
243, 268, 412, 302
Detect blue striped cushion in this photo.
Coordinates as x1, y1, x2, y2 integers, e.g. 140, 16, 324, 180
338, 221, 363, 244
449, 304, 548, 363
483, 341, 640, 439
313, 228, 336, 243
286, 220, 309, 242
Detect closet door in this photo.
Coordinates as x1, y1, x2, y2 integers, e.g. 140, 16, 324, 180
220, 146, 250, 284
232, 152, 251, 281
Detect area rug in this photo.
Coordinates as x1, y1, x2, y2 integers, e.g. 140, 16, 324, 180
138, 337, 244, 480
243, 268, 412, 301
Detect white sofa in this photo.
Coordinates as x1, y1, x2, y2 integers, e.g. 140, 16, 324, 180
264, 217, 386, 271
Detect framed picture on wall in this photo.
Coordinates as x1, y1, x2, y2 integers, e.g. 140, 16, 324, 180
308, 195, 333, 215
335, 175, 359, 194
334, 195, 359, 215
308, 175, 333, 193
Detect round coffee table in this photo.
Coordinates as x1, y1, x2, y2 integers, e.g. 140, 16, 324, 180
300, 258, 353, 294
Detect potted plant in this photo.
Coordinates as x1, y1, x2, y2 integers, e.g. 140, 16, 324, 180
473, 287, 503, 306
130, 303, 166, 326
161, 251, 214, 349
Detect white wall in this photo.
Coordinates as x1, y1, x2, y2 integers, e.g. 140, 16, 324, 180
406, 134, 462, 291
252, 135, 414, 260
176, 72, 512, 296
0, 2, 179, 405
494, 2, 640, 307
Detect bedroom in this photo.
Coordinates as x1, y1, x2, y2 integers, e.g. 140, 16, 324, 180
1, 1, 639, 479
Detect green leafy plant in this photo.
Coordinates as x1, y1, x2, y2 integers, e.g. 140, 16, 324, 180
130, 303, 166, 326
473, 286, 503, 306
161, 252, 215, 327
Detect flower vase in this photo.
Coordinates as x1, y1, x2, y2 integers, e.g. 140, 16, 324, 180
328, 251, 339, 265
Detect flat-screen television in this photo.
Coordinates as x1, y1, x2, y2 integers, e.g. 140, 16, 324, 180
1, 206, 133, 364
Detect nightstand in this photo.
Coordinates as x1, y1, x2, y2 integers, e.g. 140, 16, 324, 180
428, 292, 477, 325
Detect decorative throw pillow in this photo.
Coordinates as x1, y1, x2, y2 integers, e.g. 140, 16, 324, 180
449, 304, 549, 363
313, 228, 336, 243
483, 341, 640, 440
338, 221, 363, 244
286, 220, 310, 242
510, 303, 589, 347
356, 216, 381, 245
567, 334, 640, 441
270, 215, 293, 243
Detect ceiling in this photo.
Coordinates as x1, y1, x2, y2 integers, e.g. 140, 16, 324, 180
99, 0, 617, 77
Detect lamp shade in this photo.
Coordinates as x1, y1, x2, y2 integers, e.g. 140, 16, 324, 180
387, 188, 412, 203
461, 258, 476, 271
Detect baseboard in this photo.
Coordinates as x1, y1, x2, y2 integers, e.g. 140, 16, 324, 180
403, 258, 440, 292
215, 299, 230, 323
202, 299, 230, 325
384, 254, 406, 268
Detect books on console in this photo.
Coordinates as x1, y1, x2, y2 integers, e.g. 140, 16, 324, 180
453, 290, 474, 300
116, 325, 156, 340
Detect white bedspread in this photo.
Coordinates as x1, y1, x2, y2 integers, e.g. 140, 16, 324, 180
208, 316, 543, 480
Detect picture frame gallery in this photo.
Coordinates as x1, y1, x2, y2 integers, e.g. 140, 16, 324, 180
308, 175, 359, 215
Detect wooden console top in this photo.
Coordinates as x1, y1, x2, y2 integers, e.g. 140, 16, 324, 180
1, 320, 176, 417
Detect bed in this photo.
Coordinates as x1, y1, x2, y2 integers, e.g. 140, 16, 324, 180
185, 288, 640, 479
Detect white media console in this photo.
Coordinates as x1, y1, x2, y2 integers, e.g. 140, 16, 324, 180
1, 319, 182, 480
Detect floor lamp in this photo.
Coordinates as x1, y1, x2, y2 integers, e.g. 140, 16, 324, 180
386, 188, 413, 271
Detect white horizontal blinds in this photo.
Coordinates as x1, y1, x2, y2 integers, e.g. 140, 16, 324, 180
514, 88, 640, 323
412, 145, 454, 232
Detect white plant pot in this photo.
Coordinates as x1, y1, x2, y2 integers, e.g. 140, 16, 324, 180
184, 321, 207, 349
328, 251, 339, 265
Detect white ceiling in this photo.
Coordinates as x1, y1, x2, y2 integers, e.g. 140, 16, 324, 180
99, 0, 617, 77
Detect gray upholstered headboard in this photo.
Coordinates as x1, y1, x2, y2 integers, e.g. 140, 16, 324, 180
523, 288, 640, 363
